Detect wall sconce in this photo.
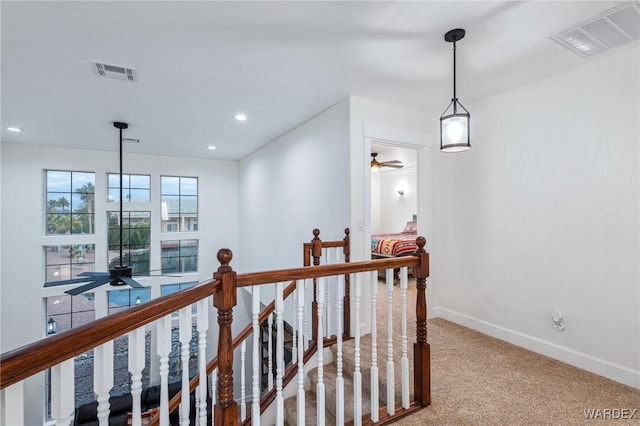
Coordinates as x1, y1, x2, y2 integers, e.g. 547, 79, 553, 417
47, 318, 58, 335
397, 189, 405, 196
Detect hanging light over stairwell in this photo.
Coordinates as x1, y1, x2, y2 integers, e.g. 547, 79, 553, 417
440, 28, 471, 152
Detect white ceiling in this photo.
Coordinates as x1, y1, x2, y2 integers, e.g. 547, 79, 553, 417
1, 1, 635, 160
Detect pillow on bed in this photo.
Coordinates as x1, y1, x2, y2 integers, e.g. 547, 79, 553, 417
402, 221, 417, 234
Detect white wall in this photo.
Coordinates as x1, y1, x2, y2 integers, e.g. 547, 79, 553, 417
378, 167, 417, 233
431, 48, 640, 388
0, 143, 240, 423
238, 99, 351, 274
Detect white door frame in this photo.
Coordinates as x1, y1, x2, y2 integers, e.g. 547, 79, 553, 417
354, 122, 433, 336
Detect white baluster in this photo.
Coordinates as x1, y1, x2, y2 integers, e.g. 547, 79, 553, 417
316, 276, 325, 425
353, 273, 362, 426
335, 274, 345, 425
129, 328, 146, 426
304, 279, 310, 351
1, 381, 24, 425
386, 268, 395, 415
240, 339, 247, 422
179, 307, 191, 426
94, 341, 114, 426
291, 288, 297, 364
194, 386, 200, 424
296, 280, 306, 426
210, 368, 217, 420
324, 248, 331, 338
157, 315, 172, 426
400, 267, 410, 409
275, 282, 285, 424
197, 299, 209, 426
267, 312, 274, 391
370, 271, 379, 422
251, 286, 261, 425
51, 359, 74, 426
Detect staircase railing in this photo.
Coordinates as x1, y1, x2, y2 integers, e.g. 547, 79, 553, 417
149, 228, 351, 425
0, 232, 430, 426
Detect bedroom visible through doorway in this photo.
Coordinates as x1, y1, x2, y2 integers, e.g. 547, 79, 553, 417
370, 143, 418, 258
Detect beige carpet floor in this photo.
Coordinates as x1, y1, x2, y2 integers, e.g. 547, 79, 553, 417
376, 279, 640, 426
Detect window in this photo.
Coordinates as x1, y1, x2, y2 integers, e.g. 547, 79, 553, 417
45, 244, 95, 282
46, 170, 95, 234
161, 240, 198, 273
161, 176, 197, 232
108, 173, 150, 203
108, 288, 151, 315
46, 294, 95, 333
108, 211, 151, 275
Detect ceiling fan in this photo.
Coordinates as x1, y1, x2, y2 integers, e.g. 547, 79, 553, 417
44, 122, 148, 296
370, 152, 404, 170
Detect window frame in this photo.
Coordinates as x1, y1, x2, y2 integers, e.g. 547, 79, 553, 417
160, 176, 198, 233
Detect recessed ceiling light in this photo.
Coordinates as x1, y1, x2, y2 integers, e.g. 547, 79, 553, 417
6, 127, 23, 132
234, 113, 248, 121
207, 145, 217, 150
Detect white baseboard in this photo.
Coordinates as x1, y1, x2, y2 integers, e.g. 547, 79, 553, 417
431, 306, 640, 389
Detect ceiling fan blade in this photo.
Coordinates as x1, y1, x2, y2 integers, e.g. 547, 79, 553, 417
44, 277, 95, 287
383, 164, 404, 169
119, 276, 144, 288
381, 160, 402, 164
77, 272, 110, 277
65, 276, 112, 296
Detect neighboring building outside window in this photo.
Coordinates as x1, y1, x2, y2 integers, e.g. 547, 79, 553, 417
46, 170, 95, 235
107, 211, 151, 275
45, 244, 95, 282
107, 173, 151, 203
161, 176, 197, 232
161, 240, 198, 274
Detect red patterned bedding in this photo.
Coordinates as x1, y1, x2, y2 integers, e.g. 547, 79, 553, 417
371, 231, 417, 257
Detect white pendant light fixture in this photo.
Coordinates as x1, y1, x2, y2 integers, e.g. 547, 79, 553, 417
440, 28, 471, 153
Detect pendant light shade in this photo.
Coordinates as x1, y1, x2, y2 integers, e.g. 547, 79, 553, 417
440, 29, 471, 152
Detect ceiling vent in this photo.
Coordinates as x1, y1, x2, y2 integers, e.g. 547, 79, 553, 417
91, 61, 137, 81
552, 1, 640, 57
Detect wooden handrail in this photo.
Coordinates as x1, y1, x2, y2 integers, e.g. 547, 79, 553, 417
237, 256, 419, 287
0, 279, 218, 390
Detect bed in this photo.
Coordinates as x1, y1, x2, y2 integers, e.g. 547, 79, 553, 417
371, 220, 418, 259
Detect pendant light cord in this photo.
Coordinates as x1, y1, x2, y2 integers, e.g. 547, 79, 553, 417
119, 127, 124, 267
452, 40, 457, 113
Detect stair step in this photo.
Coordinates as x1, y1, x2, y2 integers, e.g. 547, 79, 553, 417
307, 362, 373, 423
284, 390, 335, 426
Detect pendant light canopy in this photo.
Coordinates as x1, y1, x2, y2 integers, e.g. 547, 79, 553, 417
440, 28, 471, 153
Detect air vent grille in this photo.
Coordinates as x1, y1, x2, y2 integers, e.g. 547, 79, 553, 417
91, 61, 137, 81
552, 1, 639, 57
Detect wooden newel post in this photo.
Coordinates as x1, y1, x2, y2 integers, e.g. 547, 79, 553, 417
213, 248, 238, 425
311, 229, 322, 344
342, 227, 351, 337
413, 236, 431, 406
